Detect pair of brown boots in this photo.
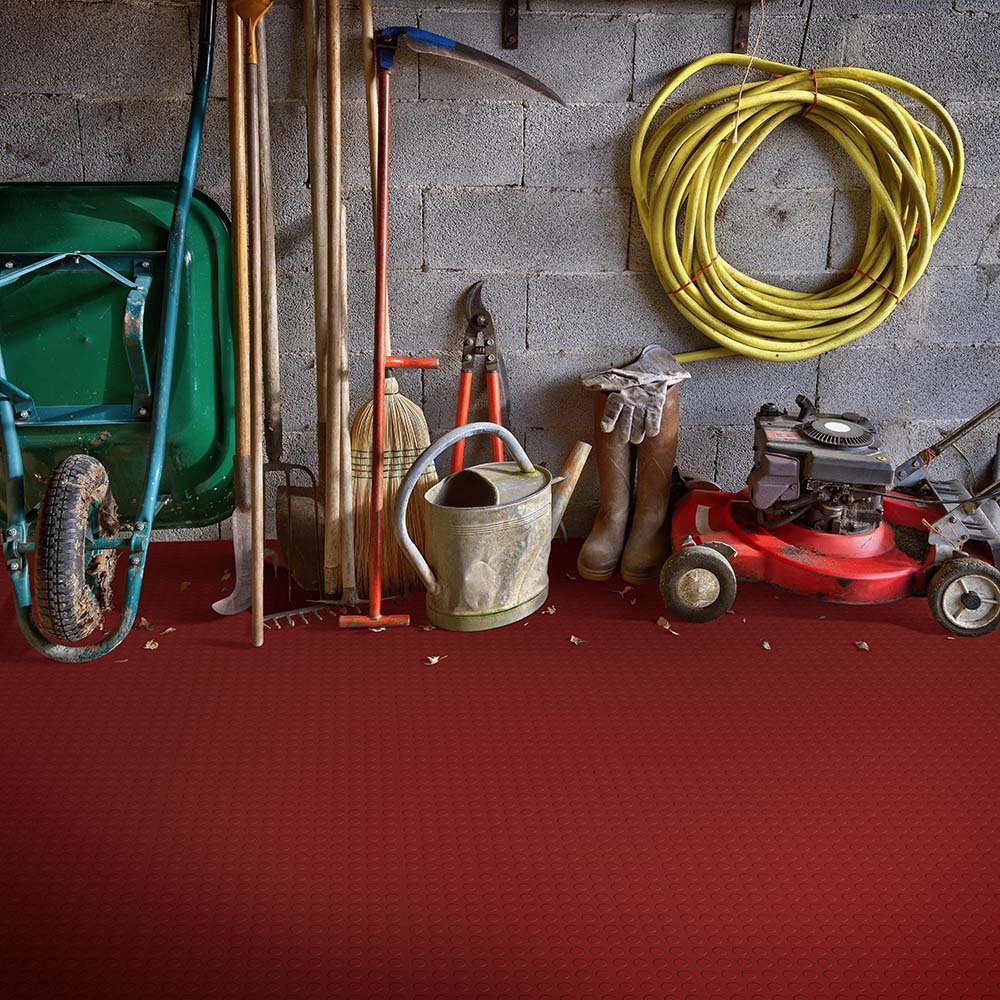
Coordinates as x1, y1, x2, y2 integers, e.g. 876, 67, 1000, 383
578, 386, 679, 585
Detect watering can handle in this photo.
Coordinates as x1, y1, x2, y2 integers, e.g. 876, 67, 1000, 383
393, 422, 534, 594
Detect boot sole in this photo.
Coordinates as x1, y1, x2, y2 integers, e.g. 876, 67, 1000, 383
577, 564, 618, 582
620, 567, 660, 586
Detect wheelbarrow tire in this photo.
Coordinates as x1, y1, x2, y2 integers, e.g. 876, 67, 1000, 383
35, 455, 120, 644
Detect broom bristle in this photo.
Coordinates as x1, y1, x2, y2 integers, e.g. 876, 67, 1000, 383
351, 377, 438, 598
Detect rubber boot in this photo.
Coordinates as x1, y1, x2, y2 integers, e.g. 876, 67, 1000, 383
578, 394, 633, 581
620, 386, 679, 585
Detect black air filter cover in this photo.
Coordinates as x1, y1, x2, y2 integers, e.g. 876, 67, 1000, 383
802, 416, 875, 449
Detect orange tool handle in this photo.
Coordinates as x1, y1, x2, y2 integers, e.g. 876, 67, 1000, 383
486, 371, 504, 463
451, 370, 474, 474
386, 356, 438, 369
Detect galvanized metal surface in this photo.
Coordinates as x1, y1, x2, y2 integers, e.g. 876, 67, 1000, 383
395, 423, 589, 632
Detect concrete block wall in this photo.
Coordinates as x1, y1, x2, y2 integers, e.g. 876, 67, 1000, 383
2, 0, 999, 542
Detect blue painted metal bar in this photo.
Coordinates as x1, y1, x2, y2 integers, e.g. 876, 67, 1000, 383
0, 251, 144, 291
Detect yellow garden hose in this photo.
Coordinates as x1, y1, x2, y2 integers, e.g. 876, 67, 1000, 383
632, 53, 963, 364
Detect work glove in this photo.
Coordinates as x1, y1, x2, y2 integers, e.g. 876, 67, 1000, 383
581, 346, 689, 445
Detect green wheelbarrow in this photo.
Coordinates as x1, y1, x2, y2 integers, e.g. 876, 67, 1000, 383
0, 0, 233, 662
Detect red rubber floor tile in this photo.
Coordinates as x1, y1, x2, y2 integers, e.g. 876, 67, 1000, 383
0, 540, 998, 999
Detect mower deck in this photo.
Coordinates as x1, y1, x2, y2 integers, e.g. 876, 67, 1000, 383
672, 488, 943, 605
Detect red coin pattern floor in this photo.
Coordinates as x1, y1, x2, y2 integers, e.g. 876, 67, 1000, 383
0, 540, 998, 999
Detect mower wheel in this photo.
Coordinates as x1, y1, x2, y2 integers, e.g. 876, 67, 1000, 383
659, 544, 737, 624
927, 558, 1000, 638
34, 455, 120, 644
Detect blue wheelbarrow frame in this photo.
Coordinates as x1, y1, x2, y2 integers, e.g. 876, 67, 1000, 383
0, 0, 218, 662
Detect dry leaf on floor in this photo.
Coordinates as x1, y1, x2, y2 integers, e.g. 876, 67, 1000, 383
221, 569, 231, 581
761, 640, 771, 651
162, 627, 176, 636
425, 655, 447, 665
114, 659, 128, 664
855, 641, 870, 651
616, 586, 634, 598
629, 598, 637, 606
565, 572, 577, 581
542, 606, 556, 615
144, 640, 159, 651
421, 625, 437, 632
741, 618, 747, 624
370, 627, 386, 633
180, 581, 191, 592
137, 617, 153, 631
656, 617, 671, 630
568, 635, 587, 646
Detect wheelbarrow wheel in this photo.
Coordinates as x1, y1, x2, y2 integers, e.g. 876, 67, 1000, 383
34, 455, 120, 644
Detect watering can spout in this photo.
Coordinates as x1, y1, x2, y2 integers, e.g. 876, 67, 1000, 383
550, 442, 592, 540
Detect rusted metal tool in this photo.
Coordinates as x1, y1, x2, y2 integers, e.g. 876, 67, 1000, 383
451, 282, 510, 474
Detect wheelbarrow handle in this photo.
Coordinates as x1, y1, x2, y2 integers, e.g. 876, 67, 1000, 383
394, 422, 532, 594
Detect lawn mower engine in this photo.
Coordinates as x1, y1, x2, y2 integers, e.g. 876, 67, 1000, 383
747, 396, 892, 536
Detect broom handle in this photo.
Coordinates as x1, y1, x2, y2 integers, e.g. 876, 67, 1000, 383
303, 0, 328, 477
338, 211, 357, 602
227, 9, 251, 513
368, 67, 392, 620
323, 0, 344, 596
246, 48, 266, 647
360, 0, 390, 356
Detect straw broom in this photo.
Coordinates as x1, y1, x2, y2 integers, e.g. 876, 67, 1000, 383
350, 0, 436, 598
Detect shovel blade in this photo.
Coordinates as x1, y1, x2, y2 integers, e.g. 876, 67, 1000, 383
212, 508, 253, 615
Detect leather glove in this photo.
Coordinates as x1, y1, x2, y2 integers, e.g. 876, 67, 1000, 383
581, 346, 689, 445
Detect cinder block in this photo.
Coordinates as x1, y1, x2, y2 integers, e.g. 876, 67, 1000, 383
0, 96, 81, 182
818, 344, 998, 421
920, 265, 1000, 345
831, 187, 1000, 272
527, 272, 706, 357
206, 4, 419, 102
845, 11, 1000, 101
343, 99, 523, 188
714, 187, 834, 273
681, 355, 821, 426
946, 99, 1000, 189
714, 424, 754, 492
424, 188, 630, 272
346, 270, 526, 356
153, 525, 222, 543
417, 11, 634, 104
0, 2, 192, 97
633, 12, 813, 105
524, 103, 642, 190
79, 98, 230, 190
269, 183, 423, 274
626, 188, 835, 275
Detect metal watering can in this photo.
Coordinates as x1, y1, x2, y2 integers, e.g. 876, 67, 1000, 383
394, 423, 591, 631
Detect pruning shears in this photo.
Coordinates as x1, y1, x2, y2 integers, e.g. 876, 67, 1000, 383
452, 282, 510, 474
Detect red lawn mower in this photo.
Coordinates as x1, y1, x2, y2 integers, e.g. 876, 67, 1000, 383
661, 395, 1000, 638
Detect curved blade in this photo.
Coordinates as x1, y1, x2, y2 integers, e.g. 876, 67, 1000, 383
463, 280, 485, 322
394, 28, 565, 105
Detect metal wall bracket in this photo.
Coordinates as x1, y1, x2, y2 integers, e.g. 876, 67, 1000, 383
502, 0, 518, 49
123, 266, 154, 418
733, 2, 751, 53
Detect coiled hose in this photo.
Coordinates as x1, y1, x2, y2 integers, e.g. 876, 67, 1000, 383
632, 53, 963, 364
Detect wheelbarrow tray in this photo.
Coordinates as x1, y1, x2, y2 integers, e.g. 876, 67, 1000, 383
0, 182, 234, 530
